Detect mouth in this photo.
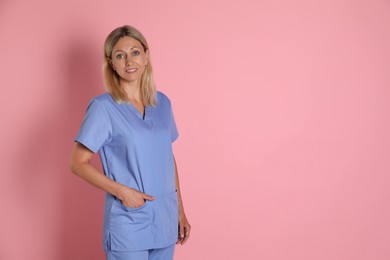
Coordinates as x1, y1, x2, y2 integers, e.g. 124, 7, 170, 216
125, 68, 138, 73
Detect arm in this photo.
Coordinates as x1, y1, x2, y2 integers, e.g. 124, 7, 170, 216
174, 154, 191, 245
70, 142, 155, 208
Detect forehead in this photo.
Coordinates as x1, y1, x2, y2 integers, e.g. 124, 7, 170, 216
113, 36, 143, 51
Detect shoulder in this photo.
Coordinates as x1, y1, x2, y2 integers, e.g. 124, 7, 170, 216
83, 93, 115, 115
92, 92, 113, 104
87, 92, 116, 109
156, 91, 172, 106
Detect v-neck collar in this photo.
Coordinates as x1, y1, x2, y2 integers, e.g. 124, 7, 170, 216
106, 93, 152, 122
127, 102, 151, 121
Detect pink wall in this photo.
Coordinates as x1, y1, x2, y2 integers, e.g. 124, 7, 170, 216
1, 0, 389, 259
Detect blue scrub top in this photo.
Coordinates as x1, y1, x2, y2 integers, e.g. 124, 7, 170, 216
75, 91, 179, 251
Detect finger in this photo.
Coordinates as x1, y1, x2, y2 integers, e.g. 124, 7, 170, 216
123, 200, 142, 208
179, 223, 185, 244
176, 230, 182, 244
182, 225, 191, 245
142, 193, 156, 201
176, 224, 183, 244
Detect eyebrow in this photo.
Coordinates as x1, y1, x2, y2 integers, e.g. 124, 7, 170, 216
113, 46, 140, 53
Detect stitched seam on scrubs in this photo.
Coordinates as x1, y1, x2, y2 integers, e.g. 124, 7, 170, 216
96, 99, 113, 144
167, 100, 179, 143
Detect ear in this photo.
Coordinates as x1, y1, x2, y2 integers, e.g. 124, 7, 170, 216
107, 58, 115, 70
145, 50, 149, 65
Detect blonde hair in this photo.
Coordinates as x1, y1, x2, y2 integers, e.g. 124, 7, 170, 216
103, 25, 156, 106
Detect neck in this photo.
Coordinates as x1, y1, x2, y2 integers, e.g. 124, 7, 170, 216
120, 79, 142, 102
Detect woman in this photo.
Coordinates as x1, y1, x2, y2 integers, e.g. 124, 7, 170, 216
70, 25, 190, 260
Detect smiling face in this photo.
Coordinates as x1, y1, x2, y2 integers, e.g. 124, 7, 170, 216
110, 36, 149, 86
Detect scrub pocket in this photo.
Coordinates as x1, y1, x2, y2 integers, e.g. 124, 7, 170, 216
115, 199, 149, 212
108, 198, 152, 250
106, 190, 178, 251
151, 191, 178, 245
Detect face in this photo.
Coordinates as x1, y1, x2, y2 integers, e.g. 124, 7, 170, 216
110, 36, 149, 85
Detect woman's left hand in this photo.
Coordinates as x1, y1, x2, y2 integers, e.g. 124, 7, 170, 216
177, 212, 191, 245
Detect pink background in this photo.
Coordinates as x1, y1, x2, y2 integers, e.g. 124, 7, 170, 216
1, 0, 390, 259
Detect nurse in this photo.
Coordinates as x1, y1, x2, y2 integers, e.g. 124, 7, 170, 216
70, 25, 191, 260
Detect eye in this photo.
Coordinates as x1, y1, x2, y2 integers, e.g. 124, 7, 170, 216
115, 53, 125, 60
132, 50, 140, 56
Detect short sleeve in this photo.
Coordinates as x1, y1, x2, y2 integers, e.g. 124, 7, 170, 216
74, 99, 112, 153
170, 103, 179, 143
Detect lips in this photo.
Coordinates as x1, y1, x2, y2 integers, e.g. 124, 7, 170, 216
125, 68, 138, 73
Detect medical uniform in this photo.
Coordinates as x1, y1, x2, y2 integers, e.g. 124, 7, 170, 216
75, 91, 179, 257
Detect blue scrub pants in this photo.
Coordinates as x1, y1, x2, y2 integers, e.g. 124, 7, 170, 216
105, 244, 175, 260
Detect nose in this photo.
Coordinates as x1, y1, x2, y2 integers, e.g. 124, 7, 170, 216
125, 55, 133, 65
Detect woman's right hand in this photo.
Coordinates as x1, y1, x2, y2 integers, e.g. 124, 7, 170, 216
70, 143, 155, 209
119, 187, 155, 208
